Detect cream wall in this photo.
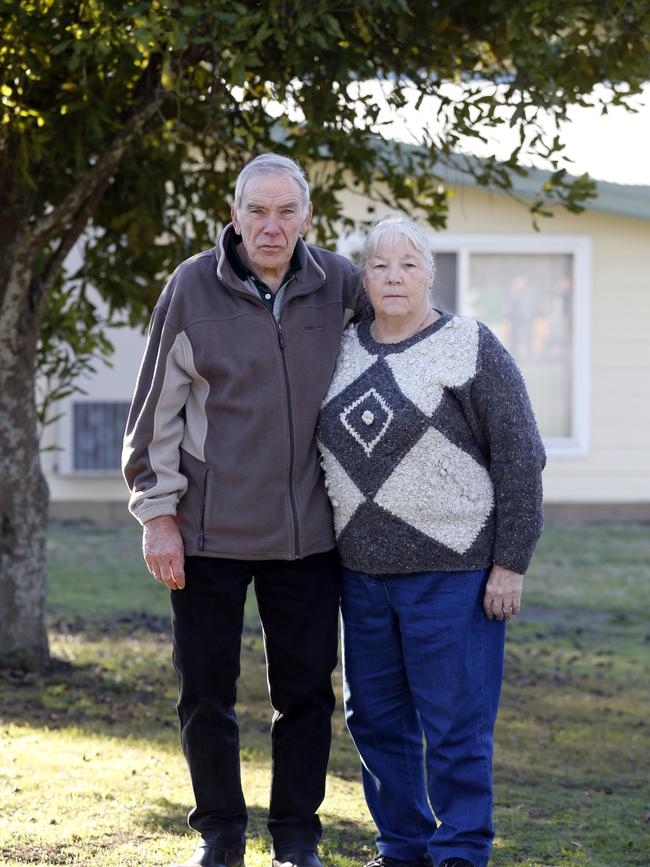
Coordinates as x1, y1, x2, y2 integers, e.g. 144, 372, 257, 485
42, 319, 147, 511
45, 182, 650, 515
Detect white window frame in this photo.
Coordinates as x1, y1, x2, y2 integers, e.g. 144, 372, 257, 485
56, 395, 76, 476
429, 234, 591, 458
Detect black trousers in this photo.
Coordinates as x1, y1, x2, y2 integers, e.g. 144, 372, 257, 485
170, 550, 340, 855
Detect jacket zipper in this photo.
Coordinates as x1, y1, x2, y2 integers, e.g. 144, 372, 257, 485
274, 310, 301, 559
225, 277, 302, 558
197, 466, 208, 551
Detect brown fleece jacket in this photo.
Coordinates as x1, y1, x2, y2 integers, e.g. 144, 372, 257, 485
122, 223, 360, 560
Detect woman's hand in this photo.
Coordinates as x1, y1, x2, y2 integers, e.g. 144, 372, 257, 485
483, 564, 523, 622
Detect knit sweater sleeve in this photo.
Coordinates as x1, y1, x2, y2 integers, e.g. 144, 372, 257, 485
467, 323, 546, 574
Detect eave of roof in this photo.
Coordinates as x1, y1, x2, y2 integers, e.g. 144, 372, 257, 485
432, 156, 650, 221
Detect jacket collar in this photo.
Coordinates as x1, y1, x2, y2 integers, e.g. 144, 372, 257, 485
214, 223, 326, 297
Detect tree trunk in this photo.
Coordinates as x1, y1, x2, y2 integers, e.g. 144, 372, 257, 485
0, 235, 50, 669
0, 87, 169, 670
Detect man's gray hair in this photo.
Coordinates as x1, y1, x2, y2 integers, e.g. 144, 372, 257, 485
362, 212, 435, 272
233, 153, 311, 213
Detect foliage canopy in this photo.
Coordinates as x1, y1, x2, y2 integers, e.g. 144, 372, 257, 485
2, 1, 649, 333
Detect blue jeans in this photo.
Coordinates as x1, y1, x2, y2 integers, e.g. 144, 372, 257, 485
341, 567, 505, 867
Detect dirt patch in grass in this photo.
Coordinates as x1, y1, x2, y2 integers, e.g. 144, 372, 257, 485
0, 833, 138, 866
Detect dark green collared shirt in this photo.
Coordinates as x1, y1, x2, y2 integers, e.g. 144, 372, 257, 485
226, 231, 302, 312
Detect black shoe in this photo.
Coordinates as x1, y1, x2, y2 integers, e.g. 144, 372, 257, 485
173, 839, 245, 867
272, 850, 324, 867
439, 859, 475, 867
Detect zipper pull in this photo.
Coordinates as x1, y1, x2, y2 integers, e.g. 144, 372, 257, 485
197, 531, 205, 551
277, 322, 284, 349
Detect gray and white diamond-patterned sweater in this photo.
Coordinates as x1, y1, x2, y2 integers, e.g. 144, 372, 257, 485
316, 313, 546, 575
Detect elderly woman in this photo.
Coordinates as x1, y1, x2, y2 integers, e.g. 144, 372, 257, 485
317, 214, 545, 867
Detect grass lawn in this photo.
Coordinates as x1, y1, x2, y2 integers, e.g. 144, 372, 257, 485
1, 523, 649, 866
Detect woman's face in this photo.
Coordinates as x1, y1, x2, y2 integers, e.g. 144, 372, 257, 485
363, 235, 432, 320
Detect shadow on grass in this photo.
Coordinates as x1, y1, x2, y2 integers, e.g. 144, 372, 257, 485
0, 619, 265, 751
141, 797, 194, 835
3, 608, 649, 784
1, 600, 646, 752
141, 799, 374, 859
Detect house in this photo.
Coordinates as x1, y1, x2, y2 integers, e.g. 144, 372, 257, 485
42, 163, 650, 524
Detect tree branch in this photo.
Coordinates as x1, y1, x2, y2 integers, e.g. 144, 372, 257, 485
29, 174, 112, 318
29, 32, 212, 252
31, 98, 163, 248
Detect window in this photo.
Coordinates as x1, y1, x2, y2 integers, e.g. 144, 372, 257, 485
67, 401, 130, 473
339, 233, 591, 456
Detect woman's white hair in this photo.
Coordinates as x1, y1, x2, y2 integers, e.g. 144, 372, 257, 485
234, 153, 310, 213
362, 212, 434, 272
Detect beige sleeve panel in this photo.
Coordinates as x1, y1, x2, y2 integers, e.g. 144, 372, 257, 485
178, 330, 210, 462
122, 317, 193, 525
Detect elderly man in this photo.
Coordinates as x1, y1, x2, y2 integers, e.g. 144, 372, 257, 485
122, 154, 359, 867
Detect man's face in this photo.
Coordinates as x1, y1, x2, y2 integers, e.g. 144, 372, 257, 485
231, 173, 313, 278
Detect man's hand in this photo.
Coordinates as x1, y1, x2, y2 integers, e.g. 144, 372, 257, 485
483, 564, 523, 622
143, 515, 186, 590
